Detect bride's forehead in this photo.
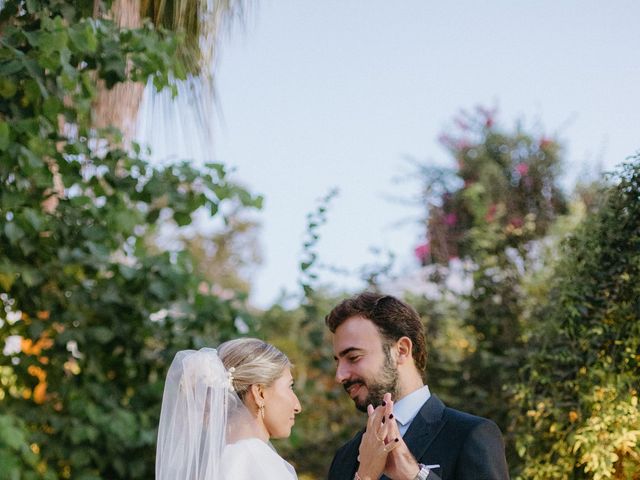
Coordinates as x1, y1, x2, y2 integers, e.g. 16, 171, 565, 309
278, 367, 293, 381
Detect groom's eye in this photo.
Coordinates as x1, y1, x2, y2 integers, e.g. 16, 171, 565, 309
348, 355, 361, 363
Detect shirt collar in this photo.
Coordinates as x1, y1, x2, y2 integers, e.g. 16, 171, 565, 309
393, 385, 430, 426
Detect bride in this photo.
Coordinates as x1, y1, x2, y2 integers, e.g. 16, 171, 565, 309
155, 338, 302, 479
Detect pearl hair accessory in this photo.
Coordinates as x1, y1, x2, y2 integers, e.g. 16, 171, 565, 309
227, 366, 236, 392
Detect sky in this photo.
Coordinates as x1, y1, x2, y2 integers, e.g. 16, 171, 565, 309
152, 1, 640, 308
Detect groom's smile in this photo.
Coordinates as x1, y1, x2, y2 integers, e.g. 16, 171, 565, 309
343, 380, 365, 398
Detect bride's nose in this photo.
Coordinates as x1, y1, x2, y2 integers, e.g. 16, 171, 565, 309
293, 394, 302, 414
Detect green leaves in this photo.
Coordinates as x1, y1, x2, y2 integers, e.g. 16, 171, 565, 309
68, 22, 98, 54
513, 160, 640, 478
0, 3, 261, 479
88, 327, 114, 344
0, 78, 17, 99
0, 122, 9, 151
0, 414, 54, 479
0, 415, 27, 450
298, 188, 338, 301
4, 222, 24, 245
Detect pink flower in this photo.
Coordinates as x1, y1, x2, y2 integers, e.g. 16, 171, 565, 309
444, 213, 458, 226
485, 203, 497, 222
438, 133, 454, 147
455, 117, 470, 131
515, 163, 529, 176
510, 217, 523, 228
476, 105, 496, 128
539, 137, 553, 149
456, 139, 471, 150
414, 243, 430, 262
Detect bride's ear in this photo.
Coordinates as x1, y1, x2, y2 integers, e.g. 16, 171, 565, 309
248, 383, 265, 405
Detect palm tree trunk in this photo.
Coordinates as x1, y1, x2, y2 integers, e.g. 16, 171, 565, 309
92, 0, 145, 144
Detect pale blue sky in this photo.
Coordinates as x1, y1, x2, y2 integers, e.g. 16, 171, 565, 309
200, 1, 638, 307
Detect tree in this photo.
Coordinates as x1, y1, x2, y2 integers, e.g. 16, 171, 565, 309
179, 202, 263, 299
513, 159, 640, 479
0, 2, 261, 478
408, 107, 568, 464
94, 0, 247, 143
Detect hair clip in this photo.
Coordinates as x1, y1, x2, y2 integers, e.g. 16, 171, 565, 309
227, 367, 236, 391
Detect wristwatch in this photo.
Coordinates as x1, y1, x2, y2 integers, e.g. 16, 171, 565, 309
414, 463, 430, 480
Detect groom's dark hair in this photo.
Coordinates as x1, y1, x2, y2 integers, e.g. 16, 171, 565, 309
325, 292, 427, 373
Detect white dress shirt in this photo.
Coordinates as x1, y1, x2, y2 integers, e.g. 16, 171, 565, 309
393, 385, 431, 437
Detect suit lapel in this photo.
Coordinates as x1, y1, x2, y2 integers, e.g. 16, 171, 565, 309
402, 394, 447, 462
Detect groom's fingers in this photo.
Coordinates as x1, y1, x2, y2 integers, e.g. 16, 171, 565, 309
366, 394, 395, 438
380, 395, 394, 442
385, 409, 401, 439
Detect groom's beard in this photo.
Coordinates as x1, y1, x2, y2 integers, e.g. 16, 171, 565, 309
345, 347, 399, 413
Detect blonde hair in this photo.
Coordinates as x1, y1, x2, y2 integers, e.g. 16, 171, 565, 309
217, 338, 291, 400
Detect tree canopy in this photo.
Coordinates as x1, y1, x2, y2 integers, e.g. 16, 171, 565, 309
0, 1, 260, 478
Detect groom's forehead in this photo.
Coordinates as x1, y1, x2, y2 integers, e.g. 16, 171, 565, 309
331, 316, 384, 354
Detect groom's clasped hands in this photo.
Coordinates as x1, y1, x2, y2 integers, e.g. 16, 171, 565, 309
356, 392, 419, 480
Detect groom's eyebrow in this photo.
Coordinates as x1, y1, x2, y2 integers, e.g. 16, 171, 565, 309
334, 347, 364, 360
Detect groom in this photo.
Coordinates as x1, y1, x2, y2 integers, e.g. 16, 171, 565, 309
325, 292, 509, 480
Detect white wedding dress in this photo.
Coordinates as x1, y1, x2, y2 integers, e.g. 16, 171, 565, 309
156, 348, 298, 480
221, 438, 297, 480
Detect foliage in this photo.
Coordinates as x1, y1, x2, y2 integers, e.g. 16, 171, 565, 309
418, 106, 566, 264
513, 159, 640, 479
141, 0, 246, 76
135, 0, 248, 166
298, 188, 339, 299
409, 107, 569, 466
0, 1, 261, 478
0, 413, 56, 480
178, 201, 263, 300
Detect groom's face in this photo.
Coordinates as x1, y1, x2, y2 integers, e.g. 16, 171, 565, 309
332, 316, 399, 412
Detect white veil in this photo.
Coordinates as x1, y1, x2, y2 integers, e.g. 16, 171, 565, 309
155, 348, 261, 480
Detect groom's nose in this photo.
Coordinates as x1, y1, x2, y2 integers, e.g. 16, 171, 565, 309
335, 361, 349, 384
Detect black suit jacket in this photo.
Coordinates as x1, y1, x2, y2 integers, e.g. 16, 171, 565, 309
328, 394, 509, 480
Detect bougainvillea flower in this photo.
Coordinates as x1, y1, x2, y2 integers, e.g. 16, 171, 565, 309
515, 163, 529, 176
444, 213, 458, 226
485, 203, 497, 222
414, 243, 430, 262
539, 137, 553, 149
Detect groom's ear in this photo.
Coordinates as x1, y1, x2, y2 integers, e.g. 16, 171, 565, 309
395, 336, 413, 365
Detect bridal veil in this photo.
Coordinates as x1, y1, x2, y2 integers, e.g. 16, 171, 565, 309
155, 348, 262, 480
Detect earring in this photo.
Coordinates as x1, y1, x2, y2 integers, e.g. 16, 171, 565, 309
258, 403, 265, 419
